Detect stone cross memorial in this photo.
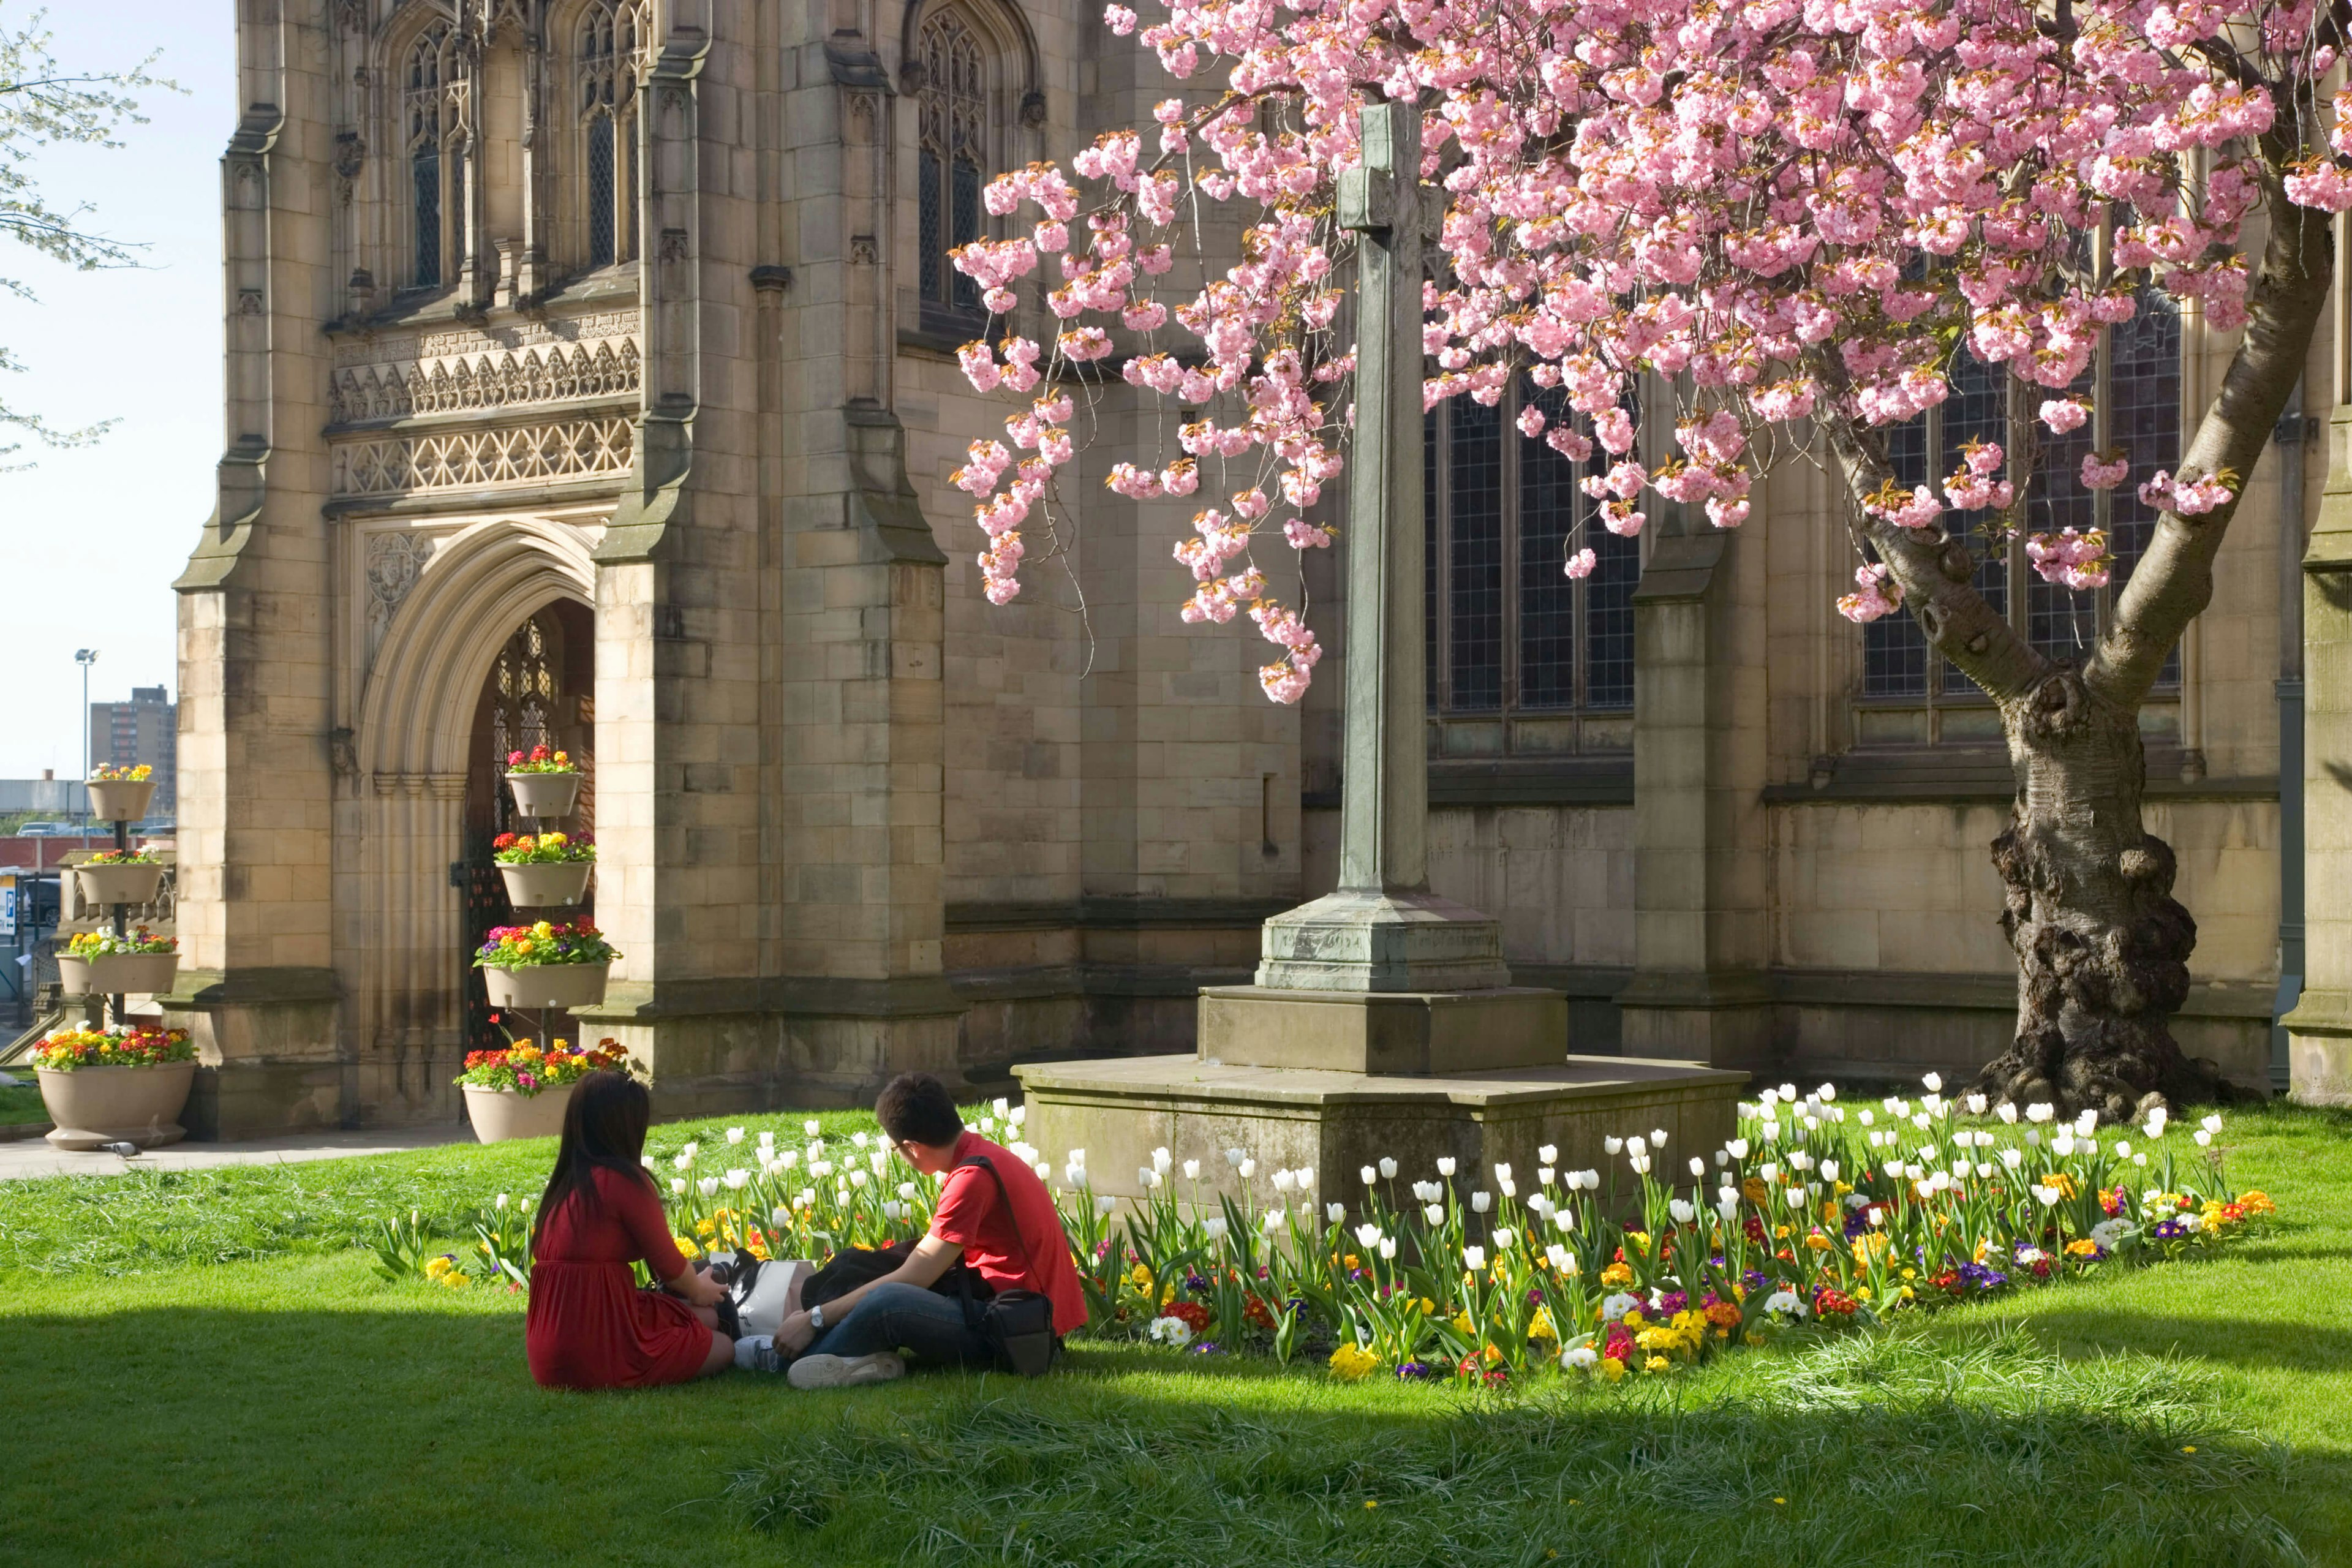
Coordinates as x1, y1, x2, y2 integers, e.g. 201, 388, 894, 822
1018, 99, 1744, 1197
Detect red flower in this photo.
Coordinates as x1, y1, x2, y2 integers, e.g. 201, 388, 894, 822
529, 745, 551, 762
507, 750, 524, 765
492, 833, 517, 850
1166, 1300, 1212, 1333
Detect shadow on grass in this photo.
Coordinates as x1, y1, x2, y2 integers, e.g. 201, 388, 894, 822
1, 1297, 2335, 1568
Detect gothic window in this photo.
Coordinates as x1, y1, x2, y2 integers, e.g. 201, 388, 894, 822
405, 24, 466, 290
916, 8, 990, 328
575, 0, 646, 270
1860, 290, 2182, 712
1423, 382, 1641, 728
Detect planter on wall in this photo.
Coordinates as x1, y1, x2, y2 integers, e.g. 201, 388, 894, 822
505, 772, 581, 820
464, 1082, 578, 1144
86, 778, 158, 823
74, 861, 165, 909
481, 961, 609, 1010
39, 1061, 196, 1151
497, 860, 592, 908
58, 951, 179, 997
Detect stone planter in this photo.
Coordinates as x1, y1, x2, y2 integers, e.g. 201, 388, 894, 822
86, 778, 157, 823
464, 1081, 578, 1144
58, 951, 179, 997
75, 861, 165, 909
481, 960, 609, 1009
39, 1061, 196, 1151
497, 859, 592, 908
505, 771, 581, 820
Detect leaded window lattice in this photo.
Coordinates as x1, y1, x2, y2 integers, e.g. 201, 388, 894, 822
576, 1, 646, 270
917, 11, 989, 318
405, 24, 466, 290
1860, 290, 2182, 706
1424, 382, 1639, 723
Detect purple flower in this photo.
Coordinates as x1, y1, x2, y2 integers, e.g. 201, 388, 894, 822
2150, 1219, 2188, 1241
1656, 1291, 1688, 1316
1956, 1262, 2008, 1292
1191, 1340, 1221, 1355
1395, 1361, 1433, 1381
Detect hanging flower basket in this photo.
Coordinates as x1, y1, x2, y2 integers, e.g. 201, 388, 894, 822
86, 767, 157, 824
454, 1038, 633, 1144
74, 853, 165, 910
463, 1082, 579, 1144
492, 830, 594, 907
475, 922, 619, 1010
504, 746, 581, 819
32, 1027, 197, 1152
58, 929, 178, 997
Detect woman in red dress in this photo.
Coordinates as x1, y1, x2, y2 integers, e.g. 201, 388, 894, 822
525, 1071, 734, 1389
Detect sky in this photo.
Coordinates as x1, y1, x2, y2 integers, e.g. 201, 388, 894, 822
0, 3, 234, 779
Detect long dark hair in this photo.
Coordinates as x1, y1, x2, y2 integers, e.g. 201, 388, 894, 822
530, 1071, 656, 1254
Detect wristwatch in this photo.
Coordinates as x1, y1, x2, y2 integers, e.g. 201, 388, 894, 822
809, 1302, 826, 1331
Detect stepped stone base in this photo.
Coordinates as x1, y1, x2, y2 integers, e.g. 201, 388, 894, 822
1014, 1053, 1747, 1205
1197, 984, 1568, 1074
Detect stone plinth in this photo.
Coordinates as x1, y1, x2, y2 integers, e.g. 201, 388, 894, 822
1016, 1053, 1747, 1205
1197, 984, 1567, 1074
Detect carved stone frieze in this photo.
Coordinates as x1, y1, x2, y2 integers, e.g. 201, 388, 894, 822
364, 529, 438, 661
333, 417, 635, 499
330, 310, 641, 423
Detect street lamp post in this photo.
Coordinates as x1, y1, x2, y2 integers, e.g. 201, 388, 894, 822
74, 648, 98, 831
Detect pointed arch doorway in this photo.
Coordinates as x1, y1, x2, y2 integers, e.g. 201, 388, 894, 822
461, 600, 596, 1055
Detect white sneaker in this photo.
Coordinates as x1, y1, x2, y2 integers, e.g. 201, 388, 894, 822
786, 1351, 907, 1390
735, 1335, 776, 1372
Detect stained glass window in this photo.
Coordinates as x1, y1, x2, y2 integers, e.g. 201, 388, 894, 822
918, 12, 990, 318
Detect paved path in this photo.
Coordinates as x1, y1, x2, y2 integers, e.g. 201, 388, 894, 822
0, 1124, 470, 1182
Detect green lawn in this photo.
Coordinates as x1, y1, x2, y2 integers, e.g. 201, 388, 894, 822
0, 1082, 47, 1125
2, 1103, 2348, 1566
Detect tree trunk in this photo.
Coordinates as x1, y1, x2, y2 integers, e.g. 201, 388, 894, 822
1969, 668, 2225, 1119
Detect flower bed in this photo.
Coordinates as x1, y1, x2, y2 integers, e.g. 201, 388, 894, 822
32, 1025, 194, 1071
492, 832, 594, 865
503, 745, 575, 775
88, 764, 154, 783
472, 920, 616, 970
370, 1079, 2271, 1390
66, 928, 176, 960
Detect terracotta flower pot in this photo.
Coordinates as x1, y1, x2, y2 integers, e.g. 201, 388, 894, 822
39, 1061, 196, 1152
497, 859, 592, 908
58, 951, 179, 997
464, 1081, 578, 1144
86, 778, 158, 823
505, 771, 581, 820
75, 861, 165, 909
481, 961, 609, 1009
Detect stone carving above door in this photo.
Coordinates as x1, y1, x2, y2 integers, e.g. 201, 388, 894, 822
364, 529, 439, 664
334, 417, 636, 499
330, 310, 641, 424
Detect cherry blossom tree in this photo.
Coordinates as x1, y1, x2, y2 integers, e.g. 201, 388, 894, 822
943, 0, 2352, 1115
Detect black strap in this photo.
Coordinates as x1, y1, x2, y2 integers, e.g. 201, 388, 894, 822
951, 1153, 1041, 1294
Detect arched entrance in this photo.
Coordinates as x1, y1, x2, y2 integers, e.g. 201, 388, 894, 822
459, 600, 596, 1054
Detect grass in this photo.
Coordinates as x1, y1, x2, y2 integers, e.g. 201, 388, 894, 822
0, 1082, 46, 1125
1, 1102, 2348, 1565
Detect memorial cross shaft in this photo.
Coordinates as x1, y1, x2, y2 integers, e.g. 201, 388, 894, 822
1334, 94, 1432, 897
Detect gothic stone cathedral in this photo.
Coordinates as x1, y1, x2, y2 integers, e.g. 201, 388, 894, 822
172, 0, 2298, 1136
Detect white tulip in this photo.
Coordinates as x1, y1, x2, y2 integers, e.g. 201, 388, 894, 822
1921, 1072, 1943, 1093
2026, 1102, 2054, 1123
697, 1177, 719, 1198
852, 1131, 870, 1148
1689, 1157, 1706, 1178
2193, 1129, 2212, 1147
1777, 1082, 1798, 1101
2032, 1185, 2061, 1207
1139, 1167, 1161, 1190
682, 1141, 700, 1159
1272, 1169, 1297, 1194
771, 1205, 791, 1226
1668, 1199, 1695, 1225
1153, 1147, 1174, 1174
2000, 1148, 2022, 1171
1296, 1167, 1317, 1190
1463, 1245, 1488, 1272
2134, 1153, 2148, 1167
1820, 1159, 1839, 1182
670, 1178, 687, 1195
1361, 1166, 1378, 1186
993, 1097, 1011, 1118
1493, 1227, 1516, 1248
1545, 1243, 1574, 1272
1355, 1222, 1383, 1248
1226, 1147, 1247, 1167
2052, 1133, 2075, 1157
1183, 1159, 1201, 1181
758, 1129, 775, 1147
1629, 1155, 1652, 1175
1499, 1177, 1518, 1198
726, 1127, 745, 1145
802, 1121, 821, 1136
1472, 1191, 1492, 1213
1239, 1158, 1257, 1179
1604, 1136, 1623, 1155
639, 1155, 655, 1169
1379, 1156, 1400, 1178
726, 1169, 750, 1191
1096, 1193, 1118, 1216
1727, 1138, 1750, 1159
1651, 1128, 1669, 1147
1424, 1203, 1444, 1225
1326, 1202, 1346, 1224
1376, 1236, 1396, 1261
1437, 1156, 1458, 1176
1009, 1106, 1027, 1127
2201, 1113, 2224, 1135
1493, 1163, 1513, 1182
1762, 1120, 1782, 1142
1627, 1136, 1647, 1158
1817, 1082, 1838, 1102
1262, 1208, 1286, 1234
1540, 1166, 1558, 1185
1965, 1093, 1988, 1115
1537, 1145, 1558, 1164
1203, 1216, 1228, 1241
1761, 1162, 1781, 1183
2114, 1140, 2132, 1159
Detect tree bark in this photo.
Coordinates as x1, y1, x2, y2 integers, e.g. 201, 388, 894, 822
1971, 669, 2217, 1121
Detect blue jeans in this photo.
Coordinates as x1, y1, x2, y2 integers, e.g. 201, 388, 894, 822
806, 1282, 994, 1368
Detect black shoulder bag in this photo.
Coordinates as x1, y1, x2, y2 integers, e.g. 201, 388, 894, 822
952, 1155, 1058, 1376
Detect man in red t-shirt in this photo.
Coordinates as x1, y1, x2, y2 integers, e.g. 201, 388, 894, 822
751, 1072, 1087, 1390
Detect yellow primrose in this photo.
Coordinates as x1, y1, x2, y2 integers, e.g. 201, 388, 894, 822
532, 920, 556, 939
1328, 1343, 1379, 1381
